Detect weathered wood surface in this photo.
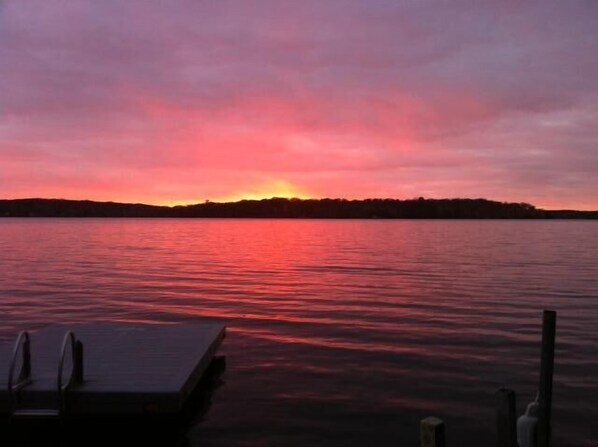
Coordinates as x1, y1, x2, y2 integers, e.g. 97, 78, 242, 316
420, 416, 446, 447
0, 323, 225, 415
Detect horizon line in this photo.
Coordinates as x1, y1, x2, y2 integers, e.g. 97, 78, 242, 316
1, 196, 596, 213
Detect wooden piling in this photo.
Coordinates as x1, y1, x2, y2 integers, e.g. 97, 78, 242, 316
420, 416, 446, 447
537, 310, 556, 447
496, 388, 517, 447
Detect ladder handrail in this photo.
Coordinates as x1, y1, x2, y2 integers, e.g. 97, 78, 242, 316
7, 331, 32, 413
7, 331, 31, 413
57, 331, 84, 414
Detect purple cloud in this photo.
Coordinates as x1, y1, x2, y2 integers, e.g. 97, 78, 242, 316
1, 1, 597, 208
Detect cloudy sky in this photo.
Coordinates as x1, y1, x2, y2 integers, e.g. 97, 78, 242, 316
1, 1, 597, 209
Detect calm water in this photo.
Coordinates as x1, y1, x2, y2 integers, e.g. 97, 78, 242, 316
0, 219, 597, 446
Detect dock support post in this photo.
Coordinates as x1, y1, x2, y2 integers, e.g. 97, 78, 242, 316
537, 310, 556, 447
496, 388, 517, 447
420, 416, 446, 447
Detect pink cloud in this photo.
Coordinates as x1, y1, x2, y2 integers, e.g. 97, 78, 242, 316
1, 1, 597, 209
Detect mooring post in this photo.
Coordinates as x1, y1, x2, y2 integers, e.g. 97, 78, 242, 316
496, 388, 517, 447
420, 416, 446, 447
537, 310, 556, 447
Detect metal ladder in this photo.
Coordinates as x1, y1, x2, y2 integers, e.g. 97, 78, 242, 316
7, 330, 84, 420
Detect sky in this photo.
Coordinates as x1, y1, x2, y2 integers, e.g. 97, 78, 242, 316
1, 1, 597, 209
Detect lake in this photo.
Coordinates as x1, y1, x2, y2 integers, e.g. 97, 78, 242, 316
0, 219, 597, 446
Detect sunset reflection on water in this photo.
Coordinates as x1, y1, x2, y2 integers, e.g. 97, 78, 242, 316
0, 219, 597, 446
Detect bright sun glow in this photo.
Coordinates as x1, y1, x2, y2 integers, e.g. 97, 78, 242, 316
165, 199, 206, 207
218, 180, 311, 203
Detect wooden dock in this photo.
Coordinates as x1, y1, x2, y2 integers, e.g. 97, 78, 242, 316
0, 323, 225, 417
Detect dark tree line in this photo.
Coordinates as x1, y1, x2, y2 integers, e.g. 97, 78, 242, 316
0, 198, 595, 219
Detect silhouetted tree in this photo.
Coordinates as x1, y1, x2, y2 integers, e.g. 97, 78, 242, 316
0, 198, 595, 219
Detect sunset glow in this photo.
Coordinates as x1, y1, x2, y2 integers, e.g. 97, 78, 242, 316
218, 180, 311, 203
1, 2, 597, 209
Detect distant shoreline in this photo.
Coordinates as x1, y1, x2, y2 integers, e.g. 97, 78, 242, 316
1, 198, 596, 219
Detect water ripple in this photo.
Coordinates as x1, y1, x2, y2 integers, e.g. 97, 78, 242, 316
0, 219, 597, 446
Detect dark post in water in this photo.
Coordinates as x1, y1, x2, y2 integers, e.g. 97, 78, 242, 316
496, 388, 517, 447
420, 417, 446, 447
537, 310, 556, 447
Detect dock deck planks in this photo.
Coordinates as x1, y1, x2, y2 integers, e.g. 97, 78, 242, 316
0, 323, 225, 415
